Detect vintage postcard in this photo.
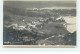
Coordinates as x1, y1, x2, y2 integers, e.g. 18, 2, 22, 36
3, 0, 76, 48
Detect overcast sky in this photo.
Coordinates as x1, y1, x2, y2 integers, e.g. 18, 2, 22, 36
4, 1, 76, 8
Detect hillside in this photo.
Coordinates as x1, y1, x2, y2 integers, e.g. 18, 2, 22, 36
3, 6, 76, 45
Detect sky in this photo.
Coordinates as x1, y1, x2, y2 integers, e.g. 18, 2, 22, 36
4, 1, 76, 9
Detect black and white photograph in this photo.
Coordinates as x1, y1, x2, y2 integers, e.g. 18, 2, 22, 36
3, 0, 76, 47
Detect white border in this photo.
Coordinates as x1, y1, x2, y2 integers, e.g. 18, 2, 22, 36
0, 0, 80, 52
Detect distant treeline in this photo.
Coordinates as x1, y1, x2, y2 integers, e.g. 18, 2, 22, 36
4, 5, 76, 18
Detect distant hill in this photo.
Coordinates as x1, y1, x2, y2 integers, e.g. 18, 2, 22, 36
3, 5, 76, 45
